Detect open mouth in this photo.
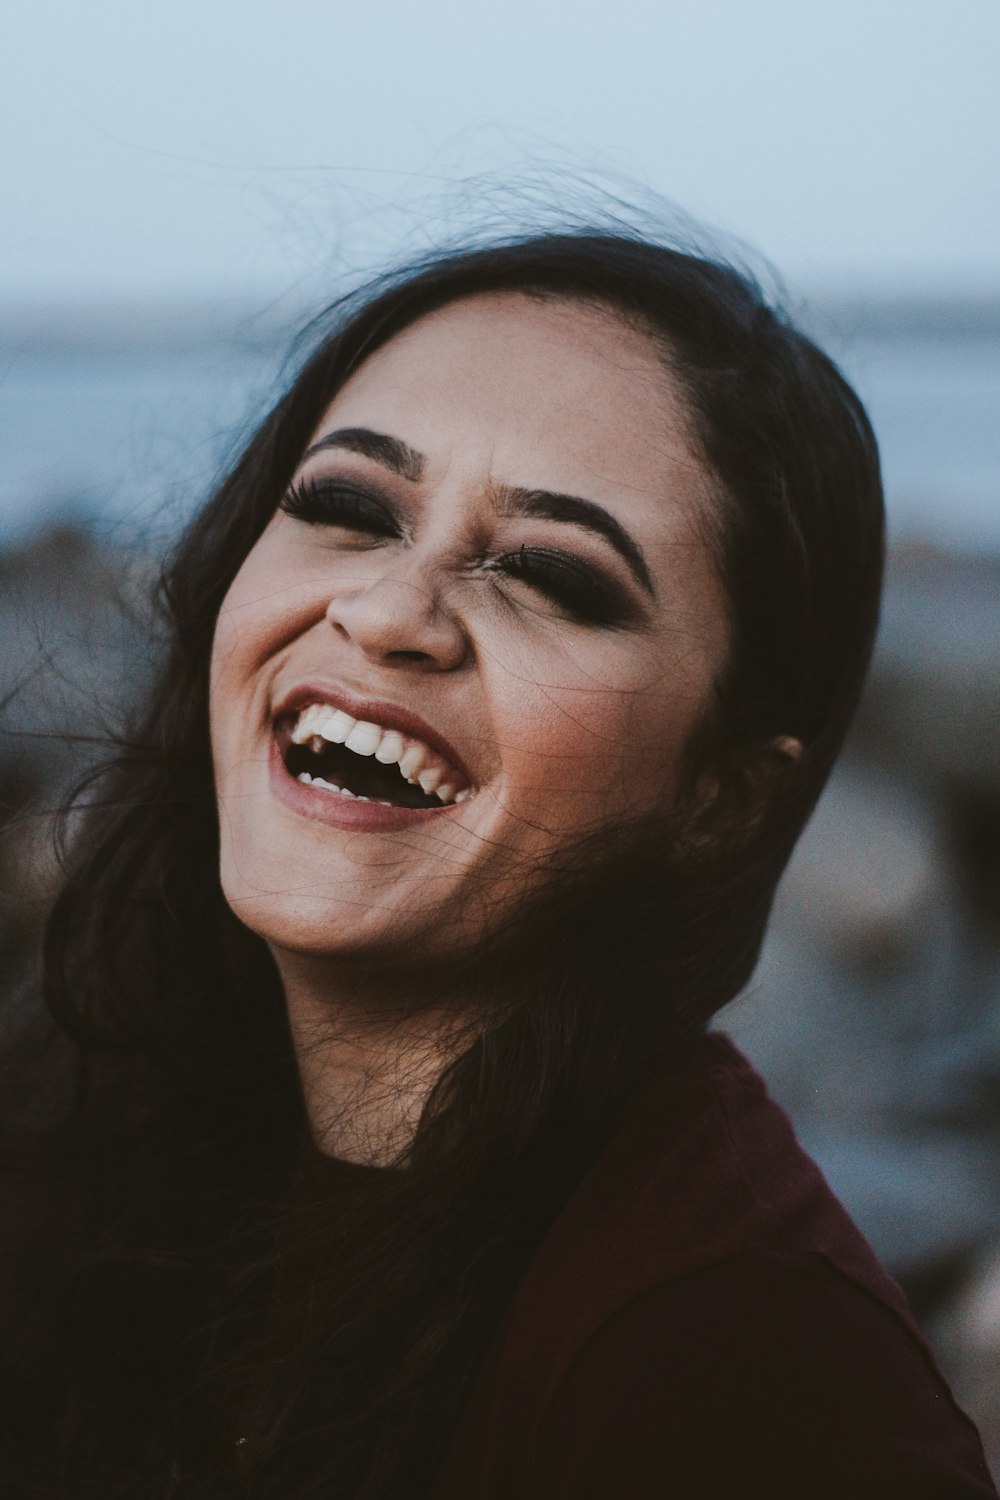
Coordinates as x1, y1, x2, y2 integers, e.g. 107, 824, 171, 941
279, 703, 474, 811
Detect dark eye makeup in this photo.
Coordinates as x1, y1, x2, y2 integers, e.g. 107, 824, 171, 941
279, 477, 401, 537
279, 475, 635, 627
489, 545, 632, 626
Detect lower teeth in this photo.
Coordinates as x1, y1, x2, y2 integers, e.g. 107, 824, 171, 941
299, 771, 352, 796
298, 771, 392, 806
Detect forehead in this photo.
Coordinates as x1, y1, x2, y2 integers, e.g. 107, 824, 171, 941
316, 292, 715, 527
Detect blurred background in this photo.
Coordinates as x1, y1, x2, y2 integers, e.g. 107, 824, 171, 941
1, 0, 998, 1472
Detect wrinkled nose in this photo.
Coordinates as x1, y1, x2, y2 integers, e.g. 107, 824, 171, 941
324, 571, 467, 671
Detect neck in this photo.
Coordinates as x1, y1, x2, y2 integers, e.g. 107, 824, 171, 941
272, 947, 479, 1166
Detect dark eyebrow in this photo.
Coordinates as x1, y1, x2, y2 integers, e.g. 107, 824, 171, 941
303, 426, 425, 482
496, 484, 656, 597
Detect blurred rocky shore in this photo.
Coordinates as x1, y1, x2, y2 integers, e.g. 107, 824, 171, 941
727, 540, 1000, 1469
1, 518, 999, 1472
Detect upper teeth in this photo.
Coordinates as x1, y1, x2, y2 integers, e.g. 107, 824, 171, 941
289, 704, 472, 806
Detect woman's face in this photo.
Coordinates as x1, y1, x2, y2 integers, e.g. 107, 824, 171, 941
210, 292, 729, 967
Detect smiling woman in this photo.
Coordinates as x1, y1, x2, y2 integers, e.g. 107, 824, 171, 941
2, 231, 996, 1498
211, 293, 727, 996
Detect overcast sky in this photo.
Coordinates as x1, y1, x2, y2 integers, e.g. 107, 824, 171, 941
3, 0, 999, 304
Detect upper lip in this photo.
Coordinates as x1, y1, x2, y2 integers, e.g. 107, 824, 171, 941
272, 680, 475, 785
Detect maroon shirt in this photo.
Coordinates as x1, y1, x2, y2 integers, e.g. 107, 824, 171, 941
432, 1033, 996, 1498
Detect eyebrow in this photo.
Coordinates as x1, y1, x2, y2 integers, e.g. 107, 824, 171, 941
303, 426, 425, 482
303, 425, 654, 597
494, 484, 656, 597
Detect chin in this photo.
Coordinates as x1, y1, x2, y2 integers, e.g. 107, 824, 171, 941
218, 853, 478, 970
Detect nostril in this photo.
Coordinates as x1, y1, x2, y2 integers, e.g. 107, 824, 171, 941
324, 581, 467, 670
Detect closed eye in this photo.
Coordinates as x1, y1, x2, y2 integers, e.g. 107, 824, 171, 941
491, 545, 633, 626
279, 477, 401, 538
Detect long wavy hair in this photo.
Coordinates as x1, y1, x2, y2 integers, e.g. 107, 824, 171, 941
1, 229, 884, 1497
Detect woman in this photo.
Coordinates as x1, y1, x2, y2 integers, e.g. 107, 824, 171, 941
2, 229, 995, 1497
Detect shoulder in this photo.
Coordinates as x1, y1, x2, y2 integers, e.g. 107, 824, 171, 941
434, 1037, 997, 1498
506, 1032, 916, 1376
524, 1248, 996, 1498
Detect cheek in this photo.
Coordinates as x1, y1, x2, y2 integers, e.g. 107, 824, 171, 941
208, 586, 254, 757
488, 646, 710, 822
209, 556, 287, 779
209, 539, 313, 706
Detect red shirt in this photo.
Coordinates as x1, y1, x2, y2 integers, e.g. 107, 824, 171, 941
432, 1033, 996, 1498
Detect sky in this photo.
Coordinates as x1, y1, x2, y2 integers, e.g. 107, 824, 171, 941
3, 0, 999, 306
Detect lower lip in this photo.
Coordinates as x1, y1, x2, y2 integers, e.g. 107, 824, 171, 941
268, 737, 458, 832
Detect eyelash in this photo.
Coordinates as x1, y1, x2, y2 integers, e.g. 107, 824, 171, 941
489, 545, 628, 626
278, 477, 629, 626
279, 477, 400, 536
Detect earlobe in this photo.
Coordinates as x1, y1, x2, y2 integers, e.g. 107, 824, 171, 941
771, 734, 803, 763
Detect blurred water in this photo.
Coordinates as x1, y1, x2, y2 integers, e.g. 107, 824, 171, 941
0, 342, 284, 545
838, 334, 1000, 552
1, 325, 998, 550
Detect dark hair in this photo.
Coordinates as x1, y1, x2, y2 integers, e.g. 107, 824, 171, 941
2, 230, 884, 1496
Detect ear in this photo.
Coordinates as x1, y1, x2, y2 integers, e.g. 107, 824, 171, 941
770, 735, 803, 764
681, 734, 803, 857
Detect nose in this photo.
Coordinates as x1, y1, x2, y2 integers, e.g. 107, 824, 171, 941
324, 564, 468, 672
